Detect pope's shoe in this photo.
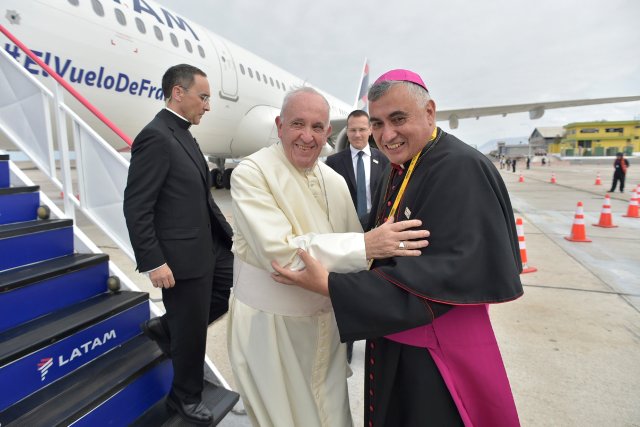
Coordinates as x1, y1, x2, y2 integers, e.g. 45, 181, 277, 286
140, 317, 171, 357
166, 391, 213, 425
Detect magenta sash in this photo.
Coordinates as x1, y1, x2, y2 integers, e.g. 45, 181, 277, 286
385, 305, 520, 427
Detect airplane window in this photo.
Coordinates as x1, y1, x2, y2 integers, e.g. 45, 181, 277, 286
239, 64, 245, 75
263, 74, 268, 84
114, 8, 126, 26
184, 39, 193, 53
91, 0, 104, 17
154, 25, 163, 41
276, 80, 280, 89
248, 67, 254, 78
198, 45, 206, 58
135, 17, 146, 34
269, 77, 274, 87
256, 72, 261, 82
67, 0, 79, 6
170, 33, 179, 48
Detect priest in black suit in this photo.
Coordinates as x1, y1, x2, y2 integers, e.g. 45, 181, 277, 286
123, 64, 233, 426
326, 110, 389, 229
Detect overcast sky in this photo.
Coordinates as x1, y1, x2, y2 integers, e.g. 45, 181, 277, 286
155, 0, 640, 148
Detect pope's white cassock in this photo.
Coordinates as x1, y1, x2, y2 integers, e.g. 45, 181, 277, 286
228, 142, 367, 427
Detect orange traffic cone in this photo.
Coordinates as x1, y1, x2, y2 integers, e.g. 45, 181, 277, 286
516, 218, 537, 273
550, 173, 557, 184
593, 194, 618, 228
594, 173, 602, 185
623, 185, 640, 218
565, 201, 592, 242
519, 174, 524, 183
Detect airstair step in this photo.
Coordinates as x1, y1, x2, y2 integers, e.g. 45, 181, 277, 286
0, 154, 8, 188
131, 379, 240, 427
71, 352, 173, 426
0, 253, 109, 334
0, 291, 149, 412
0, 185, 39, 225
0, 335, 170, 427
0, 185, 39, 195
0, 219, 74, 271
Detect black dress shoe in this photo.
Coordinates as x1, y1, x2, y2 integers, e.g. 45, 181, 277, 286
166, 391, 213, 425
141, 317, 171, 357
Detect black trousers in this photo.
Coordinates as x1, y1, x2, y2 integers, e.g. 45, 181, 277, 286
161, 241, 233, 402
610, 171, 626, 192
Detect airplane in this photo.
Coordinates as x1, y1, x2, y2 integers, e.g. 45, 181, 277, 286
1, 0, 639, 189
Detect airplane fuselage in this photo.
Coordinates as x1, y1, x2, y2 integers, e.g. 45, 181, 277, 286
1, 0, 353, 161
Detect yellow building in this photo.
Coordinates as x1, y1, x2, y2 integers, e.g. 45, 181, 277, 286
548, 120, 640, 156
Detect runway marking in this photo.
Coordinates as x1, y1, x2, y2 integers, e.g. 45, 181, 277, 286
523, 283, 640, 298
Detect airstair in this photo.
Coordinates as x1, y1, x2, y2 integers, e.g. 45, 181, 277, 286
0, 25, 238, 425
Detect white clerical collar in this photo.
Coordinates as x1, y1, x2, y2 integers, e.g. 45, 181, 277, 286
350, 144, 371, 158
165, 107, 191, 125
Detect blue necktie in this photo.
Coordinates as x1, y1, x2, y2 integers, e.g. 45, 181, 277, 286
356, 151, 367, 217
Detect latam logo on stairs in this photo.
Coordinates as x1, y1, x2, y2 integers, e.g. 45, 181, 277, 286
0, 303, 147, 412
37, 357, 53, 381
36, 329, 117, 381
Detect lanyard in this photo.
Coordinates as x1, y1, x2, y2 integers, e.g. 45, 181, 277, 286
367, 127, 438, 269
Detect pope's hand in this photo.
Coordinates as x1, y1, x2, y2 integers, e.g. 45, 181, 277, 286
364, 217, 430, 260
271, 249, 329, 296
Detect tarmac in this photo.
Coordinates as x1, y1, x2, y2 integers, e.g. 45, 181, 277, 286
9, 154, 640, 426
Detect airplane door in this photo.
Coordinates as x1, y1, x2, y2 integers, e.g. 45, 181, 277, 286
207, 35, 238, 102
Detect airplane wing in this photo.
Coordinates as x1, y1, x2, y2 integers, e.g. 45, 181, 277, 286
437, 95, 640, 128
330, 94, 640, 145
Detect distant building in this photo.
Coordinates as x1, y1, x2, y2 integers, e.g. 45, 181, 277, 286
496, 139, 529, 158
549, 120, 640, 156
529, 127, 564, 155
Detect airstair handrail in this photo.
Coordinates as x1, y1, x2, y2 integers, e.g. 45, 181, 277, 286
0, 24, 132, 147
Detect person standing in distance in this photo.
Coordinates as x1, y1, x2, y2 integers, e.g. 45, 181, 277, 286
123, 64, 233, 425
326, 110, 389, 362
608, 152, 630, 193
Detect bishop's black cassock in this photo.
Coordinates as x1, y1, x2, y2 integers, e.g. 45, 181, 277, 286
328, 129, 523, 427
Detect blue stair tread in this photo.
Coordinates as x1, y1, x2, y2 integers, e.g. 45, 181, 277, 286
0, 335, 164, 426
0, 218, 73, 239
0, 291, 147, 366
131, 380, 240, 427
0, 253, 108, 293
0, 185, 39, 195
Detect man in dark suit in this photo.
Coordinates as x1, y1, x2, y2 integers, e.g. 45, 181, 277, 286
325, 109, 389, 362
326, 110, 389, 229
123, 64, 233, 425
